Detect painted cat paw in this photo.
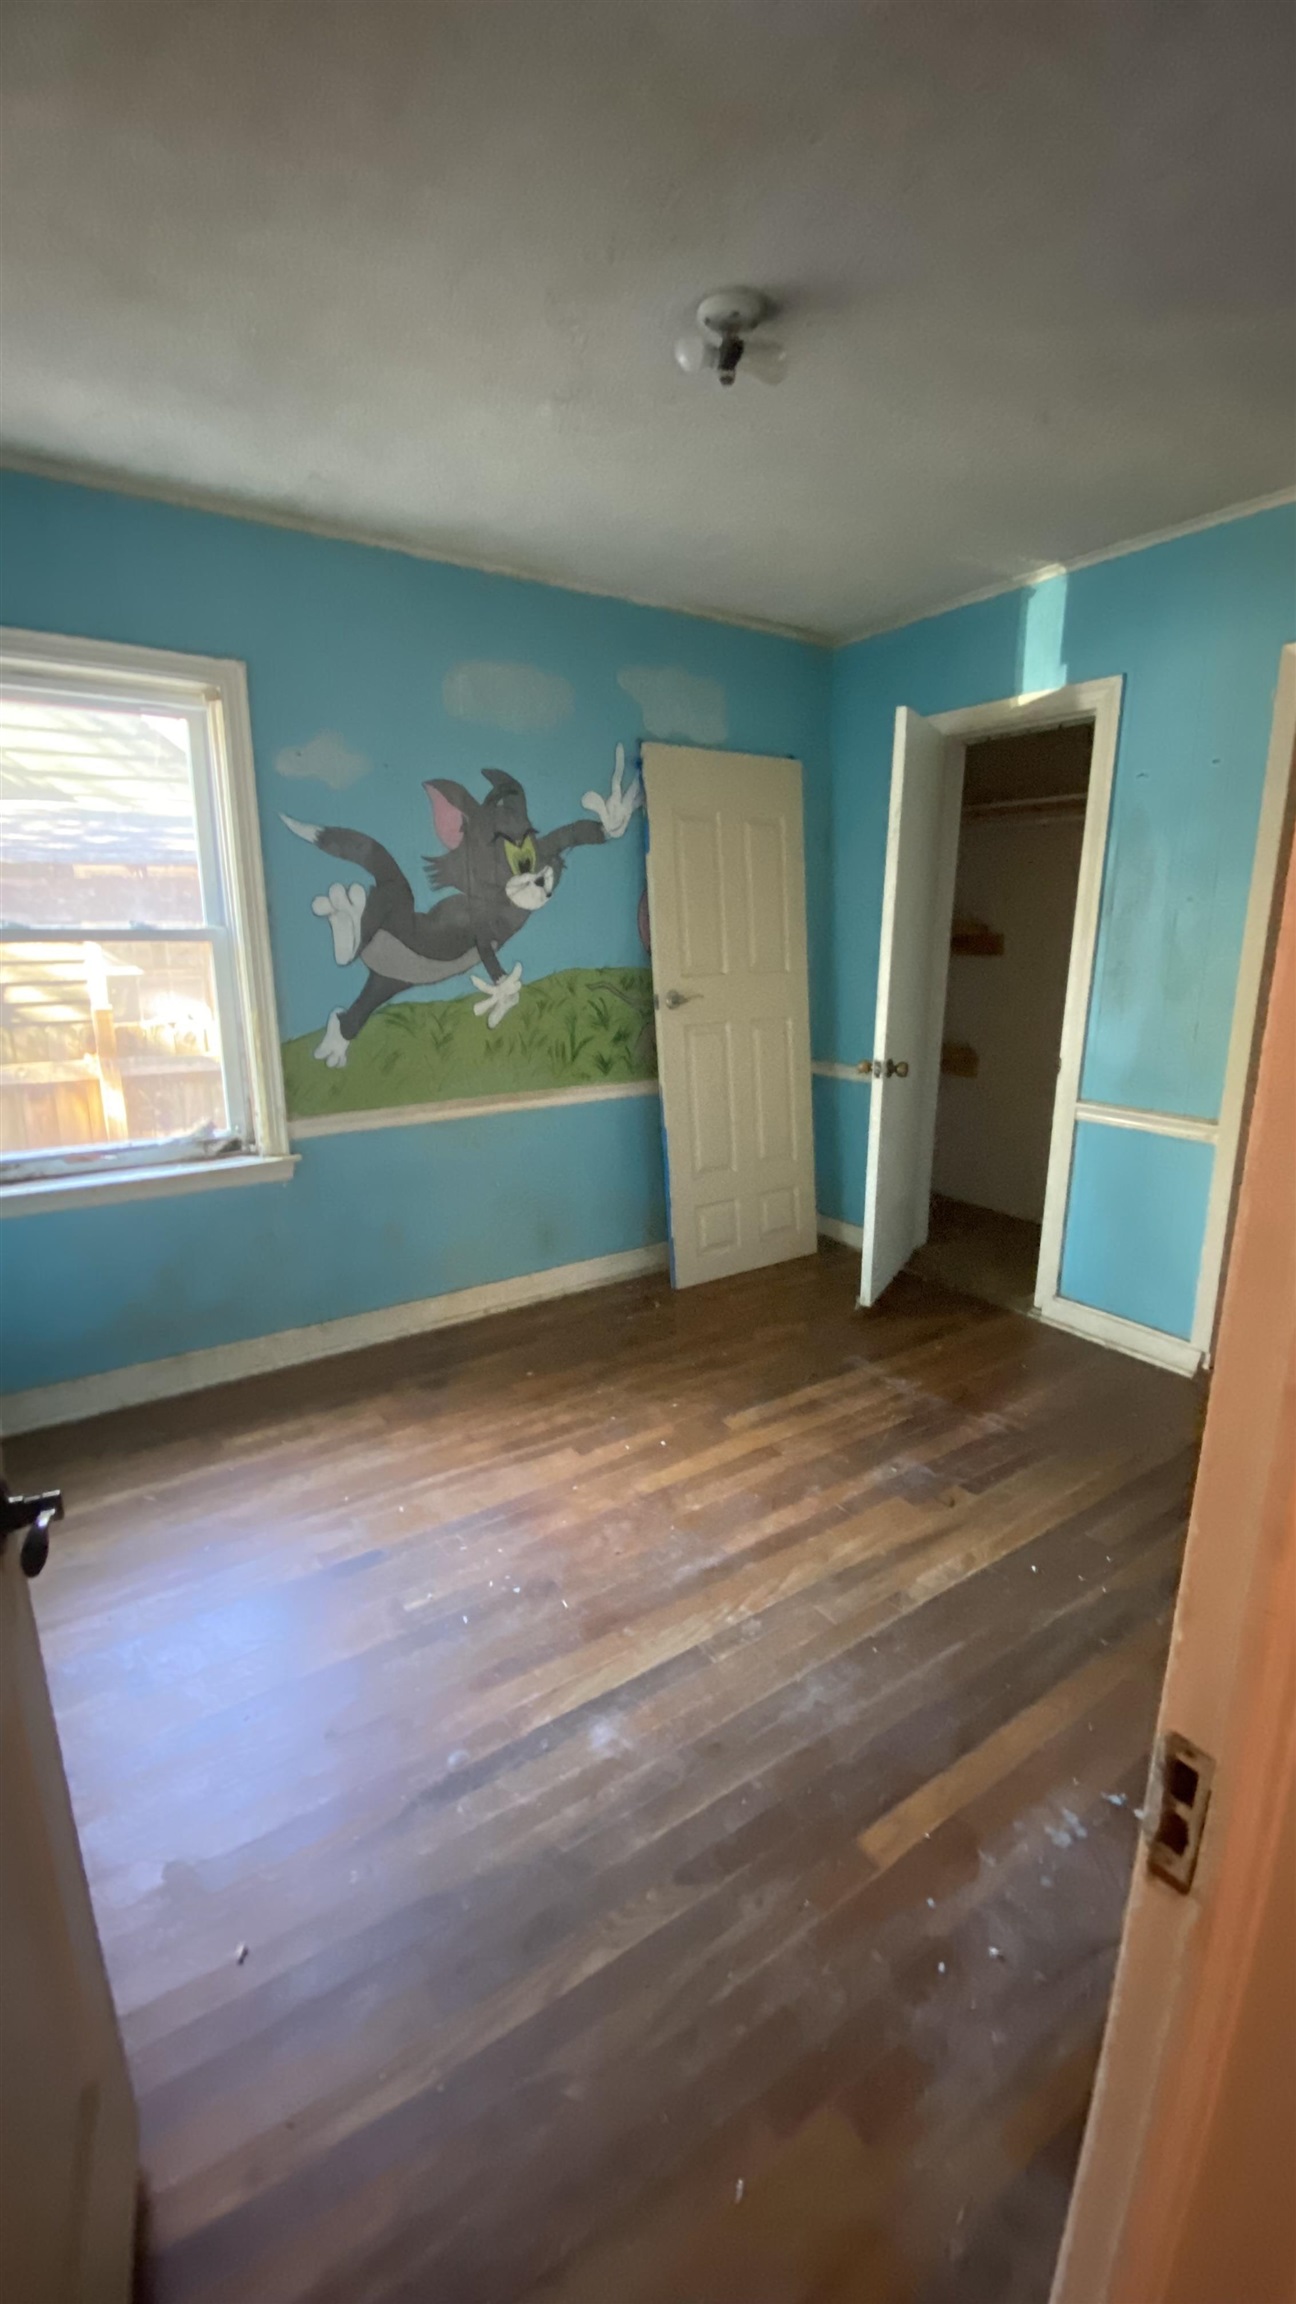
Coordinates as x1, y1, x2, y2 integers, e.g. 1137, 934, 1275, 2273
314, 1009, 350, 1067
310, 881, 367, 966
470, 963, 523, 1028
583, 744, 642, 839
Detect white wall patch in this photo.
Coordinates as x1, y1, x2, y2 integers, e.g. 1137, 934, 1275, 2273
275, 730, 373, 790
617, 666, 727, 746
443, 660, 574, 732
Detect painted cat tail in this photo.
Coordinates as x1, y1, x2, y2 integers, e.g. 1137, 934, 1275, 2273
280, 813, 323, 844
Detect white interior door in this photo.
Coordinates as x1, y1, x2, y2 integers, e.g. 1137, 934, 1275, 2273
642, 744, 817, 1288
859, 707, 964, 1305
0, 1483, 138, 2304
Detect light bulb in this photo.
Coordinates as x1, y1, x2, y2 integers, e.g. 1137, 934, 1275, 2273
743, 339, 788, 386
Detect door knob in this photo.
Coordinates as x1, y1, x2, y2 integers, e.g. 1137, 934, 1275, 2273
662, 989, 701, 1010
0, 1479, 64, 1579
867, 1057, 910, 1078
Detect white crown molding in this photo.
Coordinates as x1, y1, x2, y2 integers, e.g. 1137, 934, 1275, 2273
0, 452, 828, 648
836, 487, 1296, 649
10, 461, 1289, 658
0, 1243, 670, 1436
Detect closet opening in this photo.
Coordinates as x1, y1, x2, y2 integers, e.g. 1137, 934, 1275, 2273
909, 720, 1093, 1312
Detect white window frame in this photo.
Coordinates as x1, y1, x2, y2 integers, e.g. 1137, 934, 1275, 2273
1, 628, 295, 1215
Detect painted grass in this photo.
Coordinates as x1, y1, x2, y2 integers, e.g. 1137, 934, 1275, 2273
282, 966, 657, 1117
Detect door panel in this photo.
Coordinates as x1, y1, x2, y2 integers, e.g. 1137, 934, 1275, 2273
686, 1023, 737, 1175
0, 1485, 138, 2304
743, 817, 791, 971
751, 1016, 796, 1163
859, 708, 964, 1305
698, 1199, 741, 1254
675, 812, 728, 977
644, 746, 817, 1289
760, 1185, 799, 1237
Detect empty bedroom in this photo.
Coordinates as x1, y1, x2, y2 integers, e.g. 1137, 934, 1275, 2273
1, 7, 1294, 2304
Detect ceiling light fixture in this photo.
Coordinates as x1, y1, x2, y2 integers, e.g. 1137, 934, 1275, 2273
674, 288, 787, 389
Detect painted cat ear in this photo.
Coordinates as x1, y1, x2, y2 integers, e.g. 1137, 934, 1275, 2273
482, 769, 525, 799
425, 779, 473, 848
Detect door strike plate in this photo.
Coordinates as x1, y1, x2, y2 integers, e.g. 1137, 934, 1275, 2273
1146, 1729, 1215, 1893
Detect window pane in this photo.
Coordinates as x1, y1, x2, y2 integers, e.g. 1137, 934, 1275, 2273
0, 939, 229, 1159
0, 695, 204, 927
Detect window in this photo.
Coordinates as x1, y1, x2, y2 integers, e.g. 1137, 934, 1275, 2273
0, 630, 292, 1211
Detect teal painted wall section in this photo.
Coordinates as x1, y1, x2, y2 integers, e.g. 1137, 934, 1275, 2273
1060, 1124, 1213, 1340
811, 1073, 869, 1239
2, 473, 1290, 1385
0, 472, 831, 1046
826, 505, 1294, 1121
820, 506, 1295, 1316
1, 1097, 666, 1390
0, 473, 829, 1392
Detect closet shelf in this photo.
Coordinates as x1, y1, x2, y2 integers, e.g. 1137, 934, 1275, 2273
963, 790, 1088, 820
951, 917, 1004, 957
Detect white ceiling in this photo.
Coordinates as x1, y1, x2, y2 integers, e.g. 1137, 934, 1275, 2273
1, 2, 1293, 641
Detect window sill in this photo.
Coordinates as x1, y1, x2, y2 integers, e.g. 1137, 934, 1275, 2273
0, 1152, 299, 1219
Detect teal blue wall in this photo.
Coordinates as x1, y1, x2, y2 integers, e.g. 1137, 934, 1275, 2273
1060, 1124, 1214, 1340
5, 1099, 667, 1385
821, 504, 1295, 1335
1, 476, 1291, 1389
0, 472, 829, 1390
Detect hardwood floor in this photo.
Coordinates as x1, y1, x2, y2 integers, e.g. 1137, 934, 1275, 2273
907, 1196, 1041, 1316
9, 1246, 1203, 2304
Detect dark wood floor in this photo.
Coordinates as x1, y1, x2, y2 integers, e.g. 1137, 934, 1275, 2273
10, 1246, 1203, 2304
907, 1196, 1042, 1316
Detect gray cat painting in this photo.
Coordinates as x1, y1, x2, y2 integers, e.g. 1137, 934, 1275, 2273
282, 748, 641, 1066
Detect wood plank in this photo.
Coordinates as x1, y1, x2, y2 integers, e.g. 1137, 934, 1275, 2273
7, 1248, 1202, 2304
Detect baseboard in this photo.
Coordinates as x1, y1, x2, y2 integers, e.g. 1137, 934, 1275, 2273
0, 1244, 670, 1435
1036, 1295, 1201, 1377
817, 1214, 864, 1250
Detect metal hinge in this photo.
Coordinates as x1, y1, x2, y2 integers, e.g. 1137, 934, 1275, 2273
1145, 1729, 1215, 1893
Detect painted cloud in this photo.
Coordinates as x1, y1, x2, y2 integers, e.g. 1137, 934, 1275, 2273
275, 731, 373, 791
617, 666, 727, 746
443, 660, 575, 733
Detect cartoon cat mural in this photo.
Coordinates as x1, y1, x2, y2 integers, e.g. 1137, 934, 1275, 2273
282, 748, 641, 1067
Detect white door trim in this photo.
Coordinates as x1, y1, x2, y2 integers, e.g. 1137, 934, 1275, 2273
1073, 1101, 1217, 1144
1190, 641, 1296, 1358
929, 676, 1124, 1327
1036, 1296, 1201, 1377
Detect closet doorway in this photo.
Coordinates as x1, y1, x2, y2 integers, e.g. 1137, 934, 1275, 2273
857, 676, 1123, 1354
912, 722, 1092, 1312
